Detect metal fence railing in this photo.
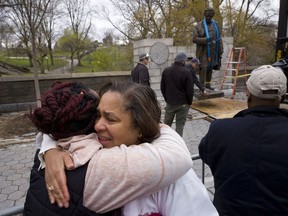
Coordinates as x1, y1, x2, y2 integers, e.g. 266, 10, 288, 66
0, 204, 24, 216
191, 154, 205, 184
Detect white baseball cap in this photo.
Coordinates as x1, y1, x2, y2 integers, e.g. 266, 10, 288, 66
247, 65, 287, 100
139, 53, 150, 60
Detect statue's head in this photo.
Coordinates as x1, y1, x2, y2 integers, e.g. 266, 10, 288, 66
204, 8, 215, 22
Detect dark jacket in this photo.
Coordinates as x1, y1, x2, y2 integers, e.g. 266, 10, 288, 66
161, 62, 193, 105
131, 63, 150, 86
199, 107, 288, 216
185, 63, 205, 92
24, 150, 114, 216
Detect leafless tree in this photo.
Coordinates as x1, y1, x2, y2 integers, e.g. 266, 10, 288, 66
61, 0, 97, 67
97, 0, 225, 45
222, 0, 277, 43
41, 0, 62, 66
4, 0, 52, 107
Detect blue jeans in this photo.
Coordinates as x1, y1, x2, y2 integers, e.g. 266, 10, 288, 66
164, 104, 190, 136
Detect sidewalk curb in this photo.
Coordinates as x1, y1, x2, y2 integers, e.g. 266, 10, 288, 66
0, 137, 35, 147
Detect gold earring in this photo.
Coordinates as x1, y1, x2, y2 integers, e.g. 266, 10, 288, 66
138, 133, 143, 138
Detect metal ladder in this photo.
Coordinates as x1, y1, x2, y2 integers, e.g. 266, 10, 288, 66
220, 47, 248, 99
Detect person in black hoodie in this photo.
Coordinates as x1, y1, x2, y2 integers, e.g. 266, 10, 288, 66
161, 52, 193, 136
24, 81, 117, 216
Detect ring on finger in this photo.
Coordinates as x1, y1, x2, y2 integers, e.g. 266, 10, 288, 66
48, 185, 54, 191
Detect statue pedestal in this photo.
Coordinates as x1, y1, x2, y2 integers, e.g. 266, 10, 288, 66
194, 89, 224, 100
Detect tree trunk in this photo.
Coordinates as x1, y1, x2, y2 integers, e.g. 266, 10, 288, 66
70, 53, 74, 72
48, 40, 54, 66
76, 52, 82, 66
40, 58, 45, 74
27, 52, 33, 67
31, 33, 41, 107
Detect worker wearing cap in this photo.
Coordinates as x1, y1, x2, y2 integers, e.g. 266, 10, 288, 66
185, 57, 207, 119
199, 65, 288, 215
131, 53, 150, 86
185, 57, 207, 94
161, 52, 193, 136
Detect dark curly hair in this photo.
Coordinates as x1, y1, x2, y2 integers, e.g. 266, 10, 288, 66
29, 81, 99, 140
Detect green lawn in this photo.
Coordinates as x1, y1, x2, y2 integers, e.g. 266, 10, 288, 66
0, 56, 68, 72
0, 57, 31, 67
74, 62, 96, 73
0, 56, 130, 74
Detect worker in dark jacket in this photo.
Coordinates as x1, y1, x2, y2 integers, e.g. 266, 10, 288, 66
131, 53, 150, 86
185, 57, 207, 119
185, 57, 207, 94
161, 52, 193, 136
199, 65, 288, 216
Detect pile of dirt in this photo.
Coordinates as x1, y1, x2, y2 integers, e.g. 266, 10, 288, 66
0, 112, 36, 139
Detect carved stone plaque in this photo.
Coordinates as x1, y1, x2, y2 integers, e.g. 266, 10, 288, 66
149, 42, 169, 65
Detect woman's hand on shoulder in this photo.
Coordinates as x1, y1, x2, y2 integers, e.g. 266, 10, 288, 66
44, 148, 74, 208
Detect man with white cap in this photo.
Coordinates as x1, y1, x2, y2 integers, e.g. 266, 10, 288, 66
131, 53, 150, 86
199, 65, 288, 216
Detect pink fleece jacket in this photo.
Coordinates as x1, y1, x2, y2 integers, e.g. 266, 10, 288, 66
57, 125, 193, 213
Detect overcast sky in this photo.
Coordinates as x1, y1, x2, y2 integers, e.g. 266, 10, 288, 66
91, 0, 120, 41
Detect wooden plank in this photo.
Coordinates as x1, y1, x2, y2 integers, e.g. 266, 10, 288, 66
192, 97, 288, 120
192, 97, 247, 119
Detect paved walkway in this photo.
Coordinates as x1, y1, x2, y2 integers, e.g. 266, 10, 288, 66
0, 108, 214, 215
